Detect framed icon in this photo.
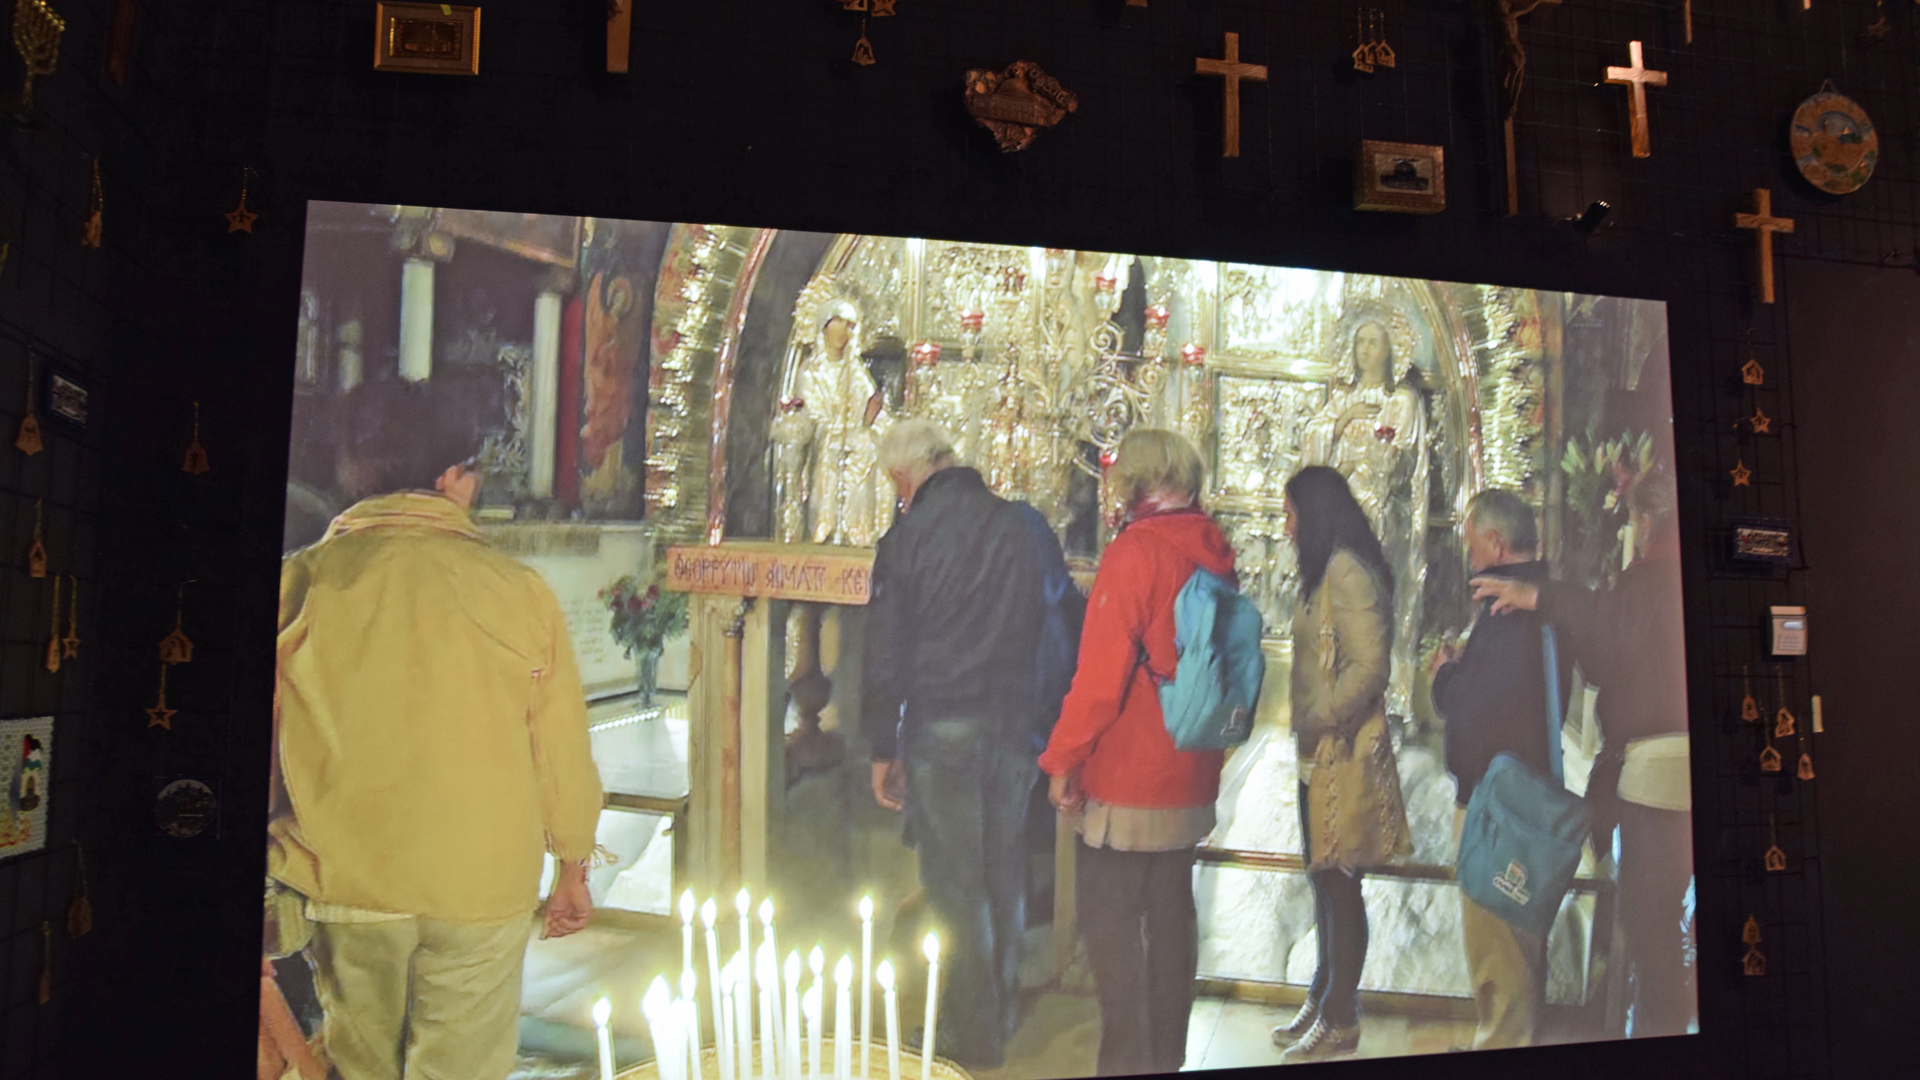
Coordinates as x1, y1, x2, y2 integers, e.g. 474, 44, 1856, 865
43, 366, 88, 430
1355, 140, 1445, 214
373, 3, 481, 75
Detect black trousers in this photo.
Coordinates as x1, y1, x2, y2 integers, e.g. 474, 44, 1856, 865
1076, 841, 1199, 1077
1299, 783, 1369, 1028
1616, 802, 1695, 1038
902, 717, 1036, 1066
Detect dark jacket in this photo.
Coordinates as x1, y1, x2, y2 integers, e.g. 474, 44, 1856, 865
861, 467, 1045, 760
1434, 559, 1573, 807
1536, 552, 1689, 749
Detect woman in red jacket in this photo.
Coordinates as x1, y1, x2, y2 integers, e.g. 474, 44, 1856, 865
1039, 428, 1236, 1078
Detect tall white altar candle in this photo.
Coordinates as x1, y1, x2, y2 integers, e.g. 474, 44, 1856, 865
804, 985, 823, 1080
784, 952, 803, 1080
920, 935, 940, 1080
858, 897, 874, 1080
760, 899, 782, 1074
727, 954, 752, 1080
594, 997, 616, 1080
681, 890, 698, 980
704, 899, 732, 1080
758, 944, 779, 1080
644, 978, 675, 1080
683, 971, 706, 1080
833, 955, 853, 1080
737, 890, 754, 971
877, 961, 900, 1080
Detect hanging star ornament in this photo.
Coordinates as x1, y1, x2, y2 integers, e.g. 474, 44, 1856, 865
1750, 406, 1772, 434
146, 664, 176, 729
1730, 459, 1753, 487
225, 198, 257, 234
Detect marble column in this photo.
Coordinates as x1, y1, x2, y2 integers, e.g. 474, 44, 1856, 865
398, 257, 435, 382
528, 290, 563, 498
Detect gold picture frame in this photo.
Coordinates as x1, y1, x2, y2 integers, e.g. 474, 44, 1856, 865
373, 3, 481, 75
1354, 140, 1445, 214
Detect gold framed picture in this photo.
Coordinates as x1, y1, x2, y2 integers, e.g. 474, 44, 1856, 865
1354, 140, 1445, 214
373, 3, 481, 75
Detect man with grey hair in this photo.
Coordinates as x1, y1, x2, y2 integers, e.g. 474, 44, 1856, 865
862, 417, 1058, 1068
1430, 488, 1571, 1050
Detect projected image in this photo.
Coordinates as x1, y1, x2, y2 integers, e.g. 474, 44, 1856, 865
262, 202, 1694, 1080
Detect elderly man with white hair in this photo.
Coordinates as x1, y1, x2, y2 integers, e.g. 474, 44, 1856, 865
861, 417, 1062, 1069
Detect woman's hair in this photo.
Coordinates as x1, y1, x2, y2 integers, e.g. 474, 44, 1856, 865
877, 417, 956, 476
1286, 465, 1394, 601
1627, 470, 1677, 536
1108, 428, 1206, 509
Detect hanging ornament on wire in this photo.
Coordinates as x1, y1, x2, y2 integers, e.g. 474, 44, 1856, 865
26, 498, 47, 577
80, 158, 102, 248
852, 19, 876, 66
1773, 666, 1796, 737
62, 574, 80, 659
1730, 458, 1753, 487
1741, 665, 1759, 721
225, 166, 259, 234
145, 662, 176, 730
16, 353, 42, 455
44, 574, 61, 673
182, 401, 210, 474
1760, 699, 1783, 772
1764, 814, 1787, 871
1742, 916, 1766, 976
159, 581, 195, 665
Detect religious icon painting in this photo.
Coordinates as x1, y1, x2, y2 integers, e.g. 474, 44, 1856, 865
1790, 84, 1877, 196
1354, 141, 1445, 214
153, 776, 221, 840
42, 366, 87, 429
0, 717, 54, 861
373, 3, 481, 75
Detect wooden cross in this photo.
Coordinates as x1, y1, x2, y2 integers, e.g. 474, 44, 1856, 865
607, 0, 631, 73
1734, 188, 1795, 304
1494, 0, 1561, 215
1604, 40, 1668, 158
1196, 32, 1268, 159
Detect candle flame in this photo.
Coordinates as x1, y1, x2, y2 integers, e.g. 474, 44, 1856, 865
736, 888, 751, 916
785, 951, 802, 985
803, 984, 821, 1019
809, 946, 825, 975
701, 897, 718, 927
858, 895, 874, 920
681, 889, 696, 922
644, 976, 673, 1018
759, 897, 775, 926
593, 996, 613, 1027
835, 954, 853, 985
876, 960, 895, 991
922, 933, 940, 963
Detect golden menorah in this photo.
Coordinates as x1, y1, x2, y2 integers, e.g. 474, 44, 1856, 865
11, 0, 64, 114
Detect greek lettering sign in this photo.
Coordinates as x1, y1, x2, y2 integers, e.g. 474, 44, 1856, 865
664, 542, 873, 605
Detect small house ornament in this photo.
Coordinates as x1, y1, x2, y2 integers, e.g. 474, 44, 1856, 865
1743, 915, 1763, 945
1775, 706, 1796, 738
159, 582, 194, 665
26, 499, 46, 577
851, 21, 875, 66
1743, 944, 1767, 976
1797, 751, 1816, 780
1742, 356, 1766, 385
16, 358, 42, 455
1760, 743, 1783, 772
1741, 667, 1759, 721
964, 61, 1079, 152
1764, 844, 1787, 871
182, 402, 209, 474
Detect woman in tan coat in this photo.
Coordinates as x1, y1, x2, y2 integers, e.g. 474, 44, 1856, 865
1272, 466, 1413, 1063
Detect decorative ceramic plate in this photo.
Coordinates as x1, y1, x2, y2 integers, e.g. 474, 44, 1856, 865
1790, 89, 1877, 195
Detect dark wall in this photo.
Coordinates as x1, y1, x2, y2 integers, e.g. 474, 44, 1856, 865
9, 0, 1919, 1077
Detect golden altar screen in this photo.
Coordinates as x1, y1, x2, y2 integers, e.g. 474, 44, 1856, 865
265, 202, 1694, 1075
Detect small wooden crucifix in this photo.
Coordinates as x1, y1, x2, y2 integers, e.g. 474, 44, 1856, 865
1734, 188, 1795, 304
1604, 40, 1668, 159
1196, 32, 1268, 159
1494, 0, 1561, 215
607, 0, 631, 73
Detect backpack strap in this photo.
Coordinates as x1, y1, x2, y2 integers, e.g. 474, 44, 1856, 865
1542, 623, 1564, 785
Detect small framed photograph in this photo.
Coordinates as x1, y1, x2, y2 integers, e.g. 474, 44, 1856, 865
1355, 140, 1446, 214
1, 717, 54, 861
373, 3, 481, 76
154, 776, 222, 840
1733, 519, 1792, 564
43, 366, 88, 430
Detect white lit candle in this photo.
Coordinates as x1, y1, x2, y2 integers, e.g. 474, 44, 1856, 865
858, 897, 873, 1080
757, 944, 779, 1080
682, 889, 698, 978
644, 978, 674, 1080
704, 899, 731, 1080
594, 996, 616, 1080
683, 970, 706, 1080
760, 899, 782, 1076
920, 935, 940, 1080
737, 889, 754, 972
727, 954, 752, 1080
784, 952, 803, 1080
877, 961, 900, 1080
804, 984, 823, 1080
833, 955, 853, 1080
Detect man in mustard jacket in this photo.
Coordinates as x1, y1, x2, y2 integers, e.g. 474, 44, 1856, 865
270, 375, 603, 1080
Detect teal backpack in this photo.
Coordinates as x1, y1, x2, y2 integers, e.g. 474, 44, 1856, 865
1157, 569, 1266, 751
